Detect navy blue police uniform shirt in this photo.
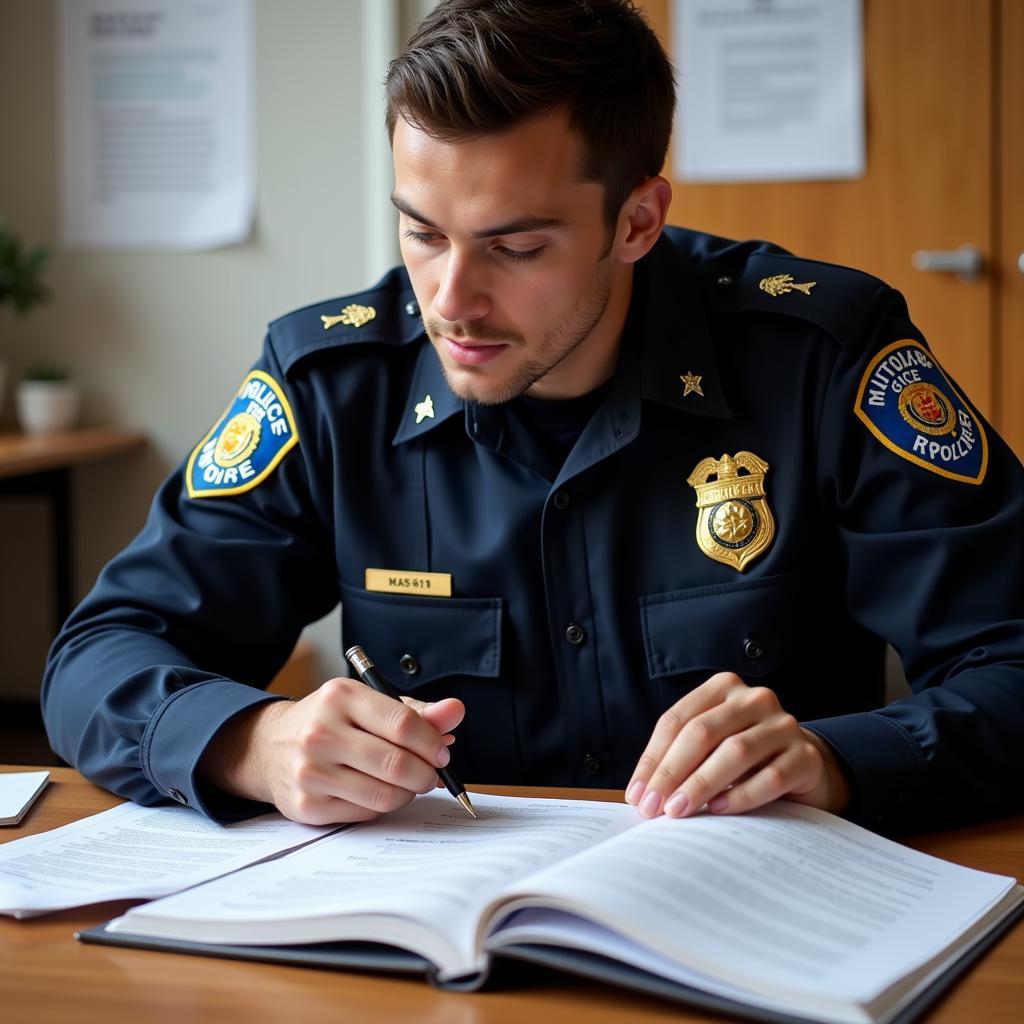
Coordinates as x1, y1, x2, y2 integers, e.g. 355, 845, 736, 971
41, 228, 1024, 833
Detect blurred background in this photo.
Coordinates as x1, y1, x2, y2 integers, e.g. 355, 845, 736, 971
1, 0, 1021, 764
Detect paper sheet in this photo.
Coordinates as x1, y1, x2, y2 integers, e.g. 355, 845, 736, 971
0, 801, 334, 918
57, 0, 254, 249
672, 0, 864, 182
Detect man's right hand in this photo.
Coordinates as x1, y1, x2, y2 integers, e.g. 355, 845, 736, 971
199, 678, 465, 824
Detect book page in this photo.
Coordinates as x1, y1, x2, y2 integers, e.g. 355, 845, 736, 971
485, 802, 1017, 1007
109, 792, 640, 974
0, 801, 334, 917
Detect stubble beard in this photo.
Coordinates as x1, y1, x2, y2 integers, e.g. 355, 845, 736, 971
427, 256, 615, 406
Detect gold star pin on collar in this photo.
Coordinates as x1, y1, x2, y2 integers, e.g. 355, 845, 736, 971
680, 371, 704, 398
414, 394, 435, 424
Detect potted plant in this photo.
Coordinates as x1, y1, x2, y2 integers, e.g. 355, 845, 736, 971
0, 222, 78, 435
16, 363, 80, 436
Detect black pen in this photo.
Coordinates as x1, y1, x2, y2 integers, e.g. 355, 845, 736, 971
344, 644, 477, 818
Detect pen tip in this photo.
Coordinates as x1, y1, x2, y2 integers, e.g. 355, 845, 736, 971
457, 792, 478, 819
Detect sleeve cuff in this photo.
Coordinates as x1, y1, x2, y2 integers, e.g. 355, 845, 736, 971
804, 710, 930, 834
140, 679, 289, 822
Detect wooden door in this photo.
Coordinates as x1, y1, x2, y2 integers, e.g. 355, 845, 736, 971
641, 0, 999, 435
1001, 0, 1024, 457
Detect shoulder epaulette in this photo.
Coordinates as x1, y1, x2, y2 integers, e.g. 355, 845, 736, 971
702, 245, 892, 355
267, 266, 424, 376
663, 227, 894, 356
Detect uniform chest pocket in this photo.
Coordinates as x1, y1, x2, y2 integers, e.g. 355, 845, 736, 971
340, 582, 503, 691
639, 571, 805, 682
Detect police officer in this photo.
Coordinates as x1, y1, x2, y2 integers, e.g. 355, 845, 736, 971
42, 0, 1024, 835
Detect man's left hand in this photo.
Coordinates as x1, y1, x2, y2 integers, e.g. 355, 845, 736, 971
626, 672, 850, 818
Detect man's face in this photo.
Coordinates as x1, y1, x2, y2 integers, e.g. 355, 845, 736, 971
391, 110, 629, 404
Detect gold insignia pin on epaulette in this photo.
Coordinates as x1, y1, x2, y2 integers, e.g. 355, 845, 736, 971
414, 394, 434, 424
759, 274, 816, 297
680, 371, 703, 397
321, 303, 377, 330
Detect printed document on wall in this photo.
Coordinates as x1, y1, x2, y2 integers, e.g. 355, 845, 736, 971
672, 0, 864, 182
58, 0, 254, 249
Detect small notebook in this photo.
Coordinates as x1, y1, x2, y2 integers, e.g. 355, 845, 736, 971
0, 771, 50, 826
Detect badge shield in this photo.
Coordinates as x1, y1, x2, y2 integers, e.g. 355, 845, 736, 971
687, 452, 776, 572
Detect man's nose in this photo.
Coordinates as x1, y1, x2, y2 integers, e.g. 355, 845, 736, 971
434, 251, 490, 324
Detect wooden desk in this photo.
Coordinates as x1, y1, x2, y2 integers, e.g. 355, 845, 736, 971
1, 767, 1021, 1024
0, 429, 146, 627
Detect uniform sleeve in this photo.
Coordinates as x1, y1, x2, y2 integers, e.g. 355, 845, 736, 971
41, 337, 339, 821
805, 292, 1024, 833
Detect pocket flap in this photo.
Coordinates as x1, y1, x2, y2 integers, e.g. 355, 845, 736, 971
640, 572, 803, 680
341, 583, 502, 689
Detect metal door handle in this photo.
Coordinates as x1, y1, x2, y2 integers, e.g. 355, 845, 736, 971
1018, 251, 1024, 275
911, 245, 983, 281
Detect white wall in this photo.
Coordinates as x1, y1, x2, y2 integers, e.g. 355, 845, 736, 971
0, 0, 410, 699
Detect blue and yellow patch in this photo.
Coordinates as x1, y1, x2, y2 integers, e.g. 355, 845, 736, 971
186, 370, 299, 498
854, 340, 987, 485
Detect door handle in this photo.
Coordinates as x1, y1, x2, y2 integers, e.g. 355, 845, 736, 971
911, 245, 983, 281
1018, 251, 1024, 275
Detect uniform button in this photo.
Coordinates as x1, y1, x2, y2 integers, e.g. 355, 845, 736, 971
168, 788, 188, 805
404, 300, 420, 316
582, 754, 604, 776
399, 654, 420, 676
565, 623, 586, 646
716, 274, 733, 288
743, 637, 765, 660
553, 490, 570, 510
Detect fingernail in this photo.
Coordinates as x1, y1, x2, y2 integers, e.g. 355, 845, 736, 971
664, 792, 689, 817
709, 794, 728, 812
640, 790, 663, 817
626, 780, 645, 805
436, 746, 450, 767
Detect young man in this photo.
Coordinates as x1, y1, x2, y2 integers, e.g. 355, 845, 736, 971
43, 0, 1024, 834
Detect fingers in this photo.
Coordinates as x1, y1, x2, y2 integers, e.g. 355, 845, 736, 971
340, 681, 452, 771
627, 672, 745, 805
404, 695, 466, 737
626, 673, 825, 819
336, 729, 441, 795
259, 678, 462, 825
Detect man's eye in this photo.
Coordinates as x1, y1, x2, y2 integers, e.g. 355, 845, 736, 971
403, 230, 441, 246
496, 245, 544, 264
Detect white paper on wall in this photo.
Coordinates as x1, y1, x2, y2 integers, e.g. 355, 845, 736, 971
58, 0, 254, 249
672, 0, 864, 183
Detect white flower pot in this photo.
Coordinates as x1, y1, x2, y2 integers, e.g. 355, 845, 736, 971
16, 380, 81, 436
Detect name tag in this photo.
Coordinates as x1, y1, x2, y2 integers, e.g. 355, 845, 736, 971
364, 568, 452, 597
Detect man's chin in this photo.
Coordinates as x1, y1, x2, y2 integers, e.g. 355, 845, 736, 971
439, 361, 529, 407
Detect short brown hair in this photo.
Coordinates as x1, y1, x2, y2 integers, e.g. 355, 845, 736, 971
385, 0, 675, 231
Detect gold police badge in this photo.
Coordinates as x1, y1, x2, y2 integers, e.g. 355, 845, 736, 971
686, 451, 775, 572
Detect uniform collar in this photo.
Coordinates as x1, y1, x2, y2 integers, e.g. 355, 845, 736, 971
392, 230, 731, 449
392, 339, 464, 445
633, 233, 731, 419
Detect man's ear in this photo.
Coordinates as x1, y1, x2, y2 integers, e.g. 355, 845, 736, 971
614, 175, 672, 264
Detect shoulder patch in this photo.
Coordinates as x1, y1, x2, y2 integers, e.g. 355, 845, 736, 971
854, 340, 987, 485
186, 370, 299, 498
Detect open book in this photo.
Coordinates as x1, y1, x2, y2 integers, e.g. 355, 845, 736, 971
80, 793, 1023, 1024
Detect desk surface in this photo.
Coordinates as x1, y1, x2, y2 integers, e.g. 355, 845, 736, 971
0, 427, 146, 479
1, 767, 1021, 1024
